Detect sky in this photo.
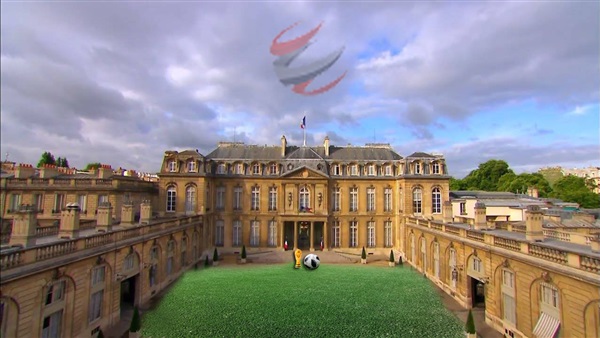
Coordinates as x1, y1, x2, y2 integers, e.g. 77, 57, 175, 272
1, 1, 598, 178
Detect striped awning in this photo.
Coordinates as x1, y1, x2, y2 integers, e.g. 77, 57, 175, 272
533, 312, 560, 338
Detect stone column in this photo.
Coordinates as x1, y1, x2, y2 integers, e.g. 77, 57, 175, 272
310, 221, 314, 251
9, 205, 38, 247
474, 201, 487, 230
293, 221, 298, 249
323, 221, 328, 251
96, 202, 113, 233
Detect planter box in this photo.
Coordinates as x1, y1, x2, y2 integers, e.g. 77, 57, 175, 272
212, 261, 219, 266
240, 258, 246, 264
389, 262, 395, 267
361, 258, 367, 264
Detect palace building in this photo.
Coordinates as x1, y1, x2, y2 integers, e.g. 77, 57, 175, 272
157, 136, 450, 254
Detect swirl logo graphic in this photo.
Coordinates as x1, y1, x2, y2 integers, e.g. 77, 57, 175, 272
271, 22, 346, 96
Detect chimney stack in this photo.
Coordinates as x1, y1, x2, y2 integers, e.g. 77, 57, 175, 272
443, 201, 453, 223
121, 201, 135, 227
9, 205, 38, 247
590, 232, 600, 253
474, 201, 487, 230
140, 200, 152, 224
14, 163, 36, 179
96, 202, 113, 232
58, 203, 81, 239
525, 205, 544, 242
527, 187, 539, 198
97, 164, 113, 179
324, 136, 330, 157
39, 164, 59, 179
281, 135, 287, 157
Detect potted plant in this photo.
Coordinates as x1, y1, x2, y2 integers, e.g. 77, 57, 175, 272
129, 307, 141, 338
389, 250, 395, 267
240, 245, 247, 264
465, 309, 476, 338
361, 246, 367, 264
204, 255, 209, 268
97, 329, 105, 338
212, 248, 219, 266
398, 255, 403, 266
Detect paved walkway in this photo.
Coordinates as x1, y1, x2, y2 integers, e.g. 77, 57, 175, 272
106, 251, 502, 338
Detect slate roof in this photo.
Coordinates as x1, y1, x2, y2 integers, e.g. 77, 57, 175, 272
286, 147, 324, 160
407, 152, 435, 158
450, 191, 521, 199
206, 146, 283, 160
326, 146, 402, 161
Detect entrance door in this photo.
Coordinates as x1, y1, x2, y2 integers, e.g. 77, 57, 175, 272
283, 222, 294, 250
312, 222, 324, 250
298, 222, 310, 250
470, 277, 486, 308
120, 275, 137, 320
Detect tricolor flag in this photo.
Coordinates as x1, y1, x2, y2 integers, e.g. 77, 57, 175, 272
284, 239, 288, 250
320, 238, 324, 250
300, 116, 306, 129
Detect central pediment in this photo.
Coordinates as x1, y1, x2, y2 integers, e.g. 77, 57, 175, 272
281, 166, 329, 179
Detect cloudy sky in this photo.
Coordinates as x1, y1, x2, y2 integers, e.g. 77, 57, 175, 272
1, 1, 598, 178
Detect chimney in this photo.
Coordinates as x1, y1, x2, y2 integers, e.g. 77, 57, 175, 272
474, 201, 487, 230
9, 205, 38, 247
14, 163, 36, 179
115, 167, 125, 176
525, 205, 544, 242
324, 136, 330, 157
281, 135, 287, 157
96, 202, 113, 232
58, 203, 81, 239
39, 164, 59, 179
97, 164, 113, 179
590, 232, 600, 253
443, 201, 453, 223
140, 200, 152, 224
527, 186, 539, 198
121, 201, 135, 227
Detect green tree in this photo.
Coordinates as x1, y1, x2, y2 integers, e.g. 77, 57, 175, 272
462, 160, 514, 191
465, 309, 476, 334
538, 167, 563, 187
497, 172, 552, 197
84, 162, 101, 170
449, 177, 465, 190
551, 175, 600, 208
56, 157, 70, 168
37, 151, 56, 167
129, 306, 141, 332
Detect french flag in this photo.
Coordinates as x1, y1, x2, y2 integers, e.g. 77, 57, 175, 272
300, 116, 306, 129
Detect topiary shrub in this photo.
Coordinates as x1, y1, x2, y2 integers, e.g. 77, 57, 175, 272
361, 247, 367, 260
389, 250, 395, 262
129, 306, 141, 333
241, 245, 247, 259
204, 255, 209, 267
465, 309, 476, 334
213, 248, 219, 262
398, 256, 403, 265
97, 329, 105, 338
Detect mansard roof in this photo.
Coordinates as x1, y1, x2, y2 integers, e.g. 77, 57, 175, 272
326, 146, 402, 161
407, 152, 435, 158
206, 146, 283, 160
286, 147, 324, 160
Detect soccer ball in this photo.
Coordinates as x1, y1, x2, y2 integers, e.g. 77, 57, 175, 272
303, 254, 320, 270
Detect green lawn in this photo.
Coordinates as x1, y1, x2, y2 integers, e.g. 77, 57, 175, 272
141, 264, 464, 338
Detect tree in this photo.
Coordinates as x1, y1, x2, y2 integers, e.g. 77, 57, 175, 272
56, 157, 70, 168
241, 245, 247, 259
213, 248, 219, 262
497, 172, 552, 197
461, 160, 514, 191
361, 247, 367, 260
129, 306, 141, 333
389, 250, 395, 262
84, 162, 101, 170
37, 151, 56, 167
465, 309, 476, 334
538, 167, 563, 187
449, 177, 465, 190
551, 175, 600, 208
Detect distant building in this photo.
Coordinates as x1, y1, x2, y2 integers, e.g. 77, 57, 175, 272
561, 166, 600, 193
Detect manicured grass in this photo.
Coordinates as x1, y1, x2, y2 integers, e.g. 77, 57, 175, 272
142, 264, 464, 338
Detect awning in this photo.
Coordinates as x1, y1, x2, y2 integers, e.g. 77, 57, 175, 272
533, 312, 560, 338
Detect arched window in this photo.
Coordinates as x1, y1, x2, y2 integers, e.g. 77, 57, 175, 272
502, 269, 516, 325
299, 186, 310, 211
89, 265, 106, 324
42, 279, 67, 337
420, 237, 427, 271
149, 245, 160, 288
432, 188, 441, 214
167, 239, 176, 275
413, 188, 422, 214
185, 186, 196, 214
433, 242, 440, 278
166, 186, 176, 212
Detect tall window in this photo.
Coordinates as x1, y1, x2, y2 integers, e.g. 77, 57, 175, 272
233, 187, 242, 210
332, 187, 341, 211
413, 188, 422, 214
414, 162, 421, 174
251, 186, 260, 211
181, 237, 187, 267
349, 221, 358, 247
42, 280, 66, 338
268, 187, 277, 211
167, 239, 175, 275
460, 202, 467, 215
410, 234, 415, 262
250, 220, 260, 247
185, 186, 196, 213
188, 161, 197, 172
252, 163, 260, 175
433, 242, 440, 278
432, 188, 441, 214
215, 220, 224, 246
333, 165, 340, 176
53, 194, 65, 213
268, 220, 277, 247
367, 221, 375, 247
367, 187, 376, 212
420, 238, 427, 271
502, 269, 516, 325
299, 186, 310, 210
385, 165, 392, 176
270, 163, 277, 175
168, 161, 177, 172
350, 165, 358, 176
367, 165, 375, 176
384, 221, 392, 247
235, 164, 244, 175
34, 194, 44, 212
89, 266, 105, 323
233, 221, 242, 246
473, 257, 482, 273
449, 248, 457, 288
217, 163, 226, 174
216, 187, 225, 210
166, 186, 176, 212
384, 188, 392, 212
432, 162, 440, 174
77, 194, 87, 213
332, 221, 340, 248
349, 187, 358, 212
9, 194, 21, 211
149, 246, 159, 287
540, 283, 560, 319
98, 195, 109, 205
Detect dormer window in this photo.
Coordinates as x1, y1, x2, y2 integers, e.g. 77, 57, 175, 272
188, 161, 197, 173
385, 165, 392, 176
414, 162, 421, 175
217, 163, 226, 174
333, 165, 341, 176
235, 164, 244, 175
270, 163, 278, 175
168, 161, 177, 172
253, 163, 260, 175
367, 165, 375, 176
432, 162, 441, 175
350, 165, 358, 176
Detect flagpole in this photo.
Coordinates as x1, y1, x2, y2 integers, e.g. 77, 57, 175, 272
303, 114, 306, 147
